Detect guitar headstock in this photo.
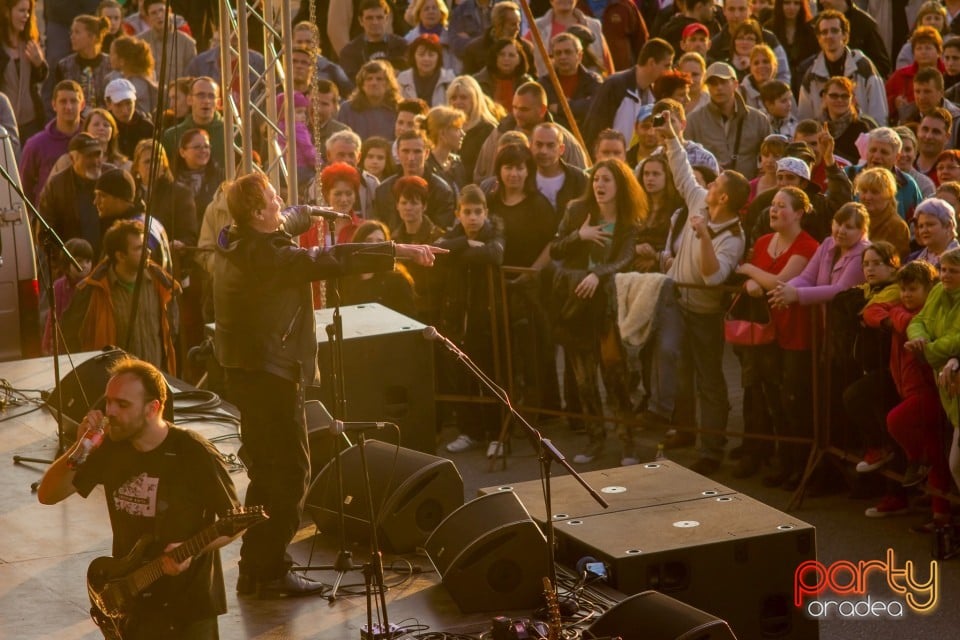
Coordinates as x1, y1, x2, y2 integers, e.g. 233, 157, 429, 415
215, 506, 268, 537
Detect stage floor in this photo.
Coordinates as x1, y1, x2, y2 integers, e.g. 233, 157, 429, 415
2, 352, 959, 639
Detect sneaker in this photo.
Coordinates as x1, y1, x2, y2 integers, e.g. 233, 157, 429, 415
486, 440, 504, 458
573, 440, 604, 464
856, 448, 894, 473
901, 462, 930, 488
621, 456, 640, 466
864, 495, 911, 518
445, 434, 476, 453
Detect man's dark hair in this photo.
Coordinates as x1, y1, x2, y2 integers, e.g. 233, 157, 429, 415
53, 79, 83, 100
594, 128, 626, 149
945, 35, 960, 53
396, 129, 427, 146
915, 66, 945, 92
814, 9, 850, 36
398, 98, 429, 116
759, 80, 791, 104
108, 355, 168, 410
358, 0, 390, 17
515, 81, 547, 104
314, 79, 340, 101
637, 38, 674, 67
720, 170, 751, 213
103, 218, 144, 264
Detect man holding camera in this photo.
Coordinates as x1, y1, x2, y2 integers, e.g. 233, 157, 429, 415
684, 62, 771, 179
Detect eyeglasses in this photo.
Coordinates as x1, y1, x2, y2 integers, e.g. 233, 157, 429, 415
938, 164, 960, 171
186, 144, 211, 151
826, 92, 851, 100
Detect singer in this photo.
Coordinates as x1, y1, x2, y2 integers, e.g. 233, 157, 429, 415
37, 357, 240, 639
213, 172, 443, 597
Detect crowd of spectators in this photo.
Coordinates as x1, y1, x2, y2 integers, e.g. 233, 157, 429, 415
15, 0, 960, 534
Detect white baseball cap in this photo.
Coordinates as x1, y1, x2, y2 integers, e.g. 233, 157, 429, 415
104, 78, 137, 104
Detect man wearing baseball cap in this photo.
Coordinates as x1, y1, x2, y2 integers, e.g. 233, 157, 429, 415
37, 132, 107, 255
685, 61, 771, 179
104, 78, 155, 158
680, 23, 711, 57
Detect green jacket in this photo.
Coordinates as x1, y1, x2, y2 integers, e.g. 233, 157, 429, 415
907, 282, 960, 427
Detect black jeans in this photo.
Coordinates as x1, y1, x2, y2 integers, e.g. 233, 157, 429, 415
226, 369, 310, 580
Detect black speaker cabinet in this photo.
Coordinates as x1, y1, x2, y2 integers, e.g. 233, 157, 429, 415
588, 590, 739, 640
307, 439, 462, 553
555, 493, 818, 640
314, 303, 436, 454
425, 491, 549, 614
479, 461, 735, 523
46, 348, 173, 423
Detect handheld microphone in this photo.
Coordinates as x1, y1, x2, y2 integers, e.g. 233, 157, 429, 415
305, 206, 352, 220
330, 420, 392, 435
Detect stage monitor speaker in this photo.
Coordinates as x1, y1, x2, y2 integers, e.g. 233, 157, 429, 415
46, 348, 173, 423
314, 304, 436, 455
479, 461, 735, 523
586, 590, 738, 640
554, 493, 818, 640
307, 439, 462, 553
424, 491, 549, 614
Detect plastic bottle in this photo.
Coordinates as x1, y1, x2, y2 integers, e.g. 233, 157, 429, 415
68, 417, 108, 469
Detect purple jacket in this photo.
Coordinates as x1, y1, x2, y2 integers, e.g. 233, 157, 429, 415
20, 119, 75, 204
788, 236, 869, 306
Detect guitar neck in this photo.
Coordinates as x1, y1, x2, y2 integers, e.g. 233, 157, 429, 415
128, 525, 217, 594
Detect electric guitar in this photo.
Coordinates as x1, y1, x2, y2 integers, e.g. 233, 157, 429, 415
87, 506, 267, 639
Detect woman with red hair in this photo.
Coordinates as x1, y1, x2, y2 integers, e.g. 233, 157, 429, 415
300, 162, 364, 308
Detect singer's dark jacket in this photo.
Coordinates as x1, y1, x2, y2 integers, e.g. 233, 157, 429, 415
213, 206, 396, 386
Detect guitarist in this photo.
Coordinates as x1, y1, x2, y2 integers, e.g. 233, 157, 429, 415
38, 357, 240, 639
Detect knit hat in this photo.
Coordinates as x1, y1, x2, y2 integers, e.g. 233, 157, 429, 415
776, 157, 811, 182
95, 169, 136, 202
69, 132, 102, 155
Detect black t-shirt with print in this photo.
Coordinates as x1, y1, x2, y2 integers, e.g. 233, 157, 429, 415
74, 426, 238, 624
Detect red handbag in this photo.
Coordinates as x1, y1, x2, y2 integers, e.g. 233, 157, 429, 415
724, 291, 776, 346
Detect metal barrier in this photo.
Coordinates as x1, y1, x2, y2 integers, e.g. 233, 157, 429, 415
429, 267, 960, 508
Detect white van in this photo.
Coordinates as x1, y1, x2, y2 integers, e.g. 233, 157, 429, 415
0, 125, 40, 361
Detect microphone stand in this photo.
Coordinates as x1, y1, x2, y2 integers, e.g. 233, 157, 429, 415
428, 327, 608, 592
297, 217, 392, 633
2, 161, 83, 485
